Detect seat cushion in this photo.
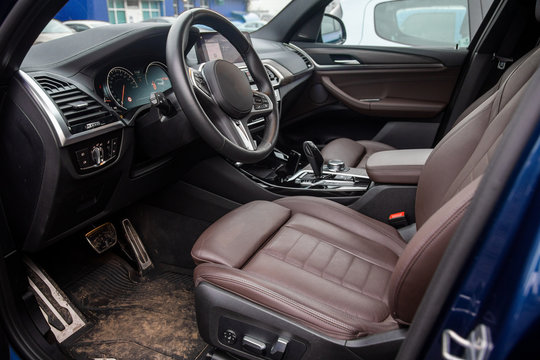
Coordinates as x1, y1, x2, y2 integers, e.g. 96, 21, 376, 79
321, 138, 395, 169
192, 197, 406, 339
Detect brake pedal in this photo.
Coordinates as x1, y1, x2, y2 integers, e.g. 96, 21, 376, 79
122, 219, 153, 274
25, 259, 86, 343
85, 222, 117, 254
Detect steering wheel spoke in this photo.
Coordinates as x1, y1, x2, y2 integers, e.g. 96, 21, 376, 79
242, 90, 274, 123
231, 119, 256, 150
189, 67, 213, 101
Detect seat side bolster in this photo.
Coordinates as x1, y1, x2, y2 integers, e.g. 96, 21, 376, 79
388, 177, 481, 324
194, 263, 398, 340
191, 201, 291, 268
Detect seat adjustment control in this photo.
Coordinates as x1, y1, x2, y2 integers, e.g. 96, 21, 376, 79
222, 329, 237, 345
270, 337, 289, 360
242, 335, 266, 355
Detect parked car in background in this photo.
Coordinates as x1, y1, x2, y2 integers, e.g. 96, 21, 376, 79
63, 20, 110, 32
325, 0, 490, 48
34, 19, 74, 44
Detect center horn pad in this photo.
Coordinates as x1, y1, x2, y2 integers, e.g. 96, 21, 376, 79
202, 59, 253, 119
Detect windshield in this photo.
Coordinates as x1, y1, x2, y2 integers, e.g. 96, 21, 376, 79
36, 0, 294, 44
42, 20, 74, 34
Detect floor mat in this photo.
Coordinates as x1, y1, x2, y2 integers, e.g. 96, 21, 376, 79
61, 255, 207, 360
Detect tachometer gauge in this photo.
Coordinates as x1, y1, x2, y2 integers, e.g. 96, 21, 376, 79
106, 67, 138, 110
145, 62, 171, 92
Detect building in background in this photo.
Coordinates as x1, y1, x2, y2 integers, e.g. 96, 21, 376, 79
55, 0, 248, 24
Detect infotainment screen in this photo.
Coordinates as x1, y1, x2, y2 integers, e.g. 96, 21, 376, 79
195, 32, 251, 64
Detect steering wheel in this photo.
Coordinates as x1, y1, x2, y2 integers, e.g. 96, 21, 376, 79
166, 9, 279, 163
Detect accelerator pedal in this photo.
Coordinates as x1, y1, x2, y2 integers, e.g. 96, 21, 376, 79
85, 222, 118, 254
25, 259, 86, 343
122, 219, 153, 275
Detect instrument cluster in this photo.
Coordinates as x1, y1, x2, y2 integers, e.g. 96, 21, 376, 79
100, 61, 171, 113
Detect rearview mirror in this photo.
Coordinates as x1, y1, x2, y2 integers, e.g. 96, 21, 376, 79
320, 14, 346, 44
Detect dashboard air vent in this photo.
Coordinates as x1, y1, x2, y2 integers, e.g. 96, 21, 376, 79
284, 44, 313, 69
34, 75, 115, 134
265, 66, 278, 83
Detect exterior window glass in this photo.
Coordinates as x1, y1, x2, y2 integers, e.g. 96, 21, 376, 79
322, 0, 492, 48
107, 0, 126, 24
142, 1, 162, 19
375, 0, 470, 47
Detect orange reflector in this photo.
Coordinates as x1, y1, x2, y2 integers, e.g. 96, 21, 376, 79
389, 211, 405, 220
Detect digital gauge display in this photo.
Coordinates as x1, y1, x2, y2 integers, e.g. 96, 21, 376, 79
104, 62, 172, 111
145, 62, 171, 92
106, 67, 139, 110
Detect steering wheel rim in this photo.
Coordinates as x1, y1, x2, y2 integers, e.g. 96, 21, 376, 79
166, 8, 279, 163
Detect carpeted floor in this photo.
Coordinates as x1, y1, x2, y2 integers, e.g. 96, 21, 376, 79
60, 254, 208, 360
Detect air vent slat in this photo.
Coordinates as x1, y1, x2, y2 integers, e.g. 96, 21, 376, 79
33, 75, 115, 134
54, 95, 95, 105
61, 104, 104, 117
284, 44, 313, 69
67, 111, 111, 125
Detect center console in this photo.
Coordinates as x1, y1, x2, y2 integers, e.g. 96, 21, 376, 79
239, 146, 432, 199
238, 147, 372, 197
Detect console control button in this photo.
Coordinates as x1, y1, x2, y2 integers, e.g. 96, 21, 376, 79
91, 145, 104, 165
75, 149, 90, 168
73, 135, 121, 171
222, 329, 237, 345
242, 335, 266, 355
327, 159, 346, 172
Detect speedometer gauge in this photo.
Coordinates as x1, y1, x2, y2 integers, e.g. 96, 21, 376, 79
106, 67, 138, 110
145, 62, 171, 92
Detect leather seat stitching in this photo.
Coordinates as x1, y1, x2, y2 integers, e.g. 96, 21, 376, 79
278, 199, 402, 244
259, 248, 391, 304
280, 223, 396, 271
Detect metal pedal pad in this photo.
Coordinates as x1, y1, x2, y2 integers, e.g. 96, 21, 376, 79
25, 259, 86, 343
122, 219, 153, 274
85, 222, 117, 254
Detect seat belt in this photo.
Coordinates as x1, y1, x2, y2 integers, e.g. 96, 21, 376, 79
482, 6, 528, 90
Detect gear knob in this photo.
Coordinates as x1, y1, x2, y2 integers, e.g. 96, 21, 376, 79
303, 141, 324, 178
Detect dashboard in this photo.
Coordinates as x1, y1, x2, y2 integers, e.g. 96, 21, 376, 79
5, 23, 314, 251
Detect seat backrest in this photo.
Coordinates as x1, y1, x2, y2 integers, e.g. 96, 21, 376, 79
388, 45, 540, 325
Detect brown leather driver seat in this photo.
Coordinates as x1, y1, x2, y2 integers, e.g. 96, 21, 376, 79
191, 47, 540, 352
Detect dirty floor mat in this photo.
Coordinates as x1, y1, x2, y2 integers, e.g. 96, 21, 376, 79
61, 255, 207, 360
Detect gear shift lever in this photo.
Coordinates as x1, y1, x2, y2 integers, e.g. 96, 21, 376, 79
303, 141, 324, 178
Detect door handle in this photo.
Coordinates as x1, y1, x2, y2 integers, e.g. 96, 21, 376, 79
333, 59, 360, 65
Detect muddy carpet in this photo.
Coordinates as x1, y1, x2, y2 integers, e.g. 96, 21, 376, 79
60, 254, 208, 360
